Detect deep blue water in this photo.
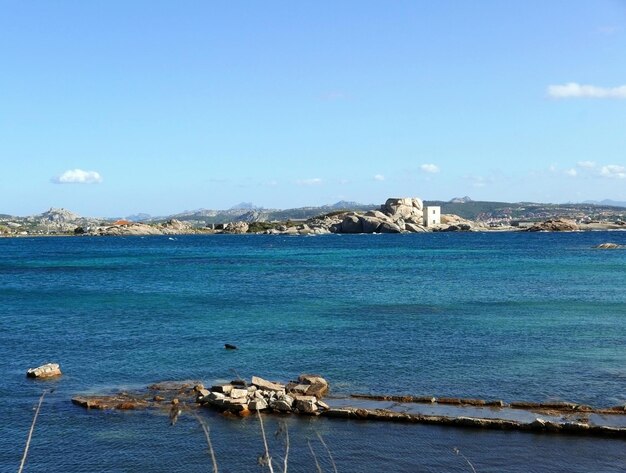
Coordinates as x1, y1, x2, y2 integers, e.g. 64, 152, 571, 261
2, 232, 626, 472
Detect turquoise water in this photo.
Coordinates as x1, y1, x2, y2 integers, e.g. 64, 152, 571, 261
2, 232, 626, 472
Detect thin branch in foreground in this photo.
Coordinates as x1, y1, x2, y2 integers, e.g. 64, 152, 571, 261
257, 411, 275, 473
316, 433, 338, 473
453, 447, 477, 473
274, 421, 290, 473
18, 389, 49, 473
190, 411, 219, 473
308, 440, 323, 473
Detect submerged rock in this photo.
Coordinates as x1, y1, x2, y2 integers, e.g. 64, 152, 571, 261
594, 242, 623, 249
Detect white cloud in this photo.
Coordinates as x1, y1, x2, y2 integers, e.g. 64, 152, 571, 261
296, 178, 323, 186
373, 174, 385, 181
420, 163, 440, 174
52, 169, 102, 184
599, 165, 626, 179
464, 175, 492, 188
577, 161, 596, 169
547, 82, 626, 99
565, 168, 578, 177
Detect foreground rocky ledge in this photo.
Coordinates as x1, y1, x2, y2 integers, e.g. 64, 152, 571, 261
71, 375, 626, 438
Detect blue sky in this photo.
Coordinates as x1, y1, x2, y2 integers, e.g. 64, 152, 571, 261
2, 1, 626, 216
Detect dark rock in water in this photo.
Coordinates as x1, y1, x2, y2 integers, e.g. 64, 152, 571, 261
231, 379, 247, 387
224, 343, 238, 350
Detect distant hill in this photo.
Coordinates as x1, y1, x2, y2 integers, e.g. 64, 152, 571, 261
329, 200, 368, 209
126, 213, 152, 222
155, 201, 377, 224
449, 196, 473, 204
423, 200, 626, 222
583, 199, 626, 208
229, 202, 262, 210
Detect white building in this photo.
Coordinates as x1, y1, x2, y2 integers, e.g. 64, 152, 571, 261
424, 206, 441, 227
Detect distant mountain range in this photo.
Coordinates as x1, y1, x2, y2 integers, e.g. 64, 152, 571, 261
582, 199, 626, 208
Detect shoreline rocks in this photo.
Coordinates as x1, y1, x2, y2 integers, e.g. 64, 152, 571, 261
69, 376, 626, 438
526, 219, 579, 232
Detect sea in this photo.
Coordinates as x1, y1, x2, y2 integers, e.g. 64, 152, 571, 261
1, 232, 626, 472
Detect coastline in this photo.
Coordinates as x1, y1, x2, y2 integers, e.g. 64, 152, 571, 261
2, 221, 626, 238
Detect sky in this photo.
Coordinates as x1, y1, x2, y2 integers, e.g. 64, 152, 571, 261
1, 1, 626, 217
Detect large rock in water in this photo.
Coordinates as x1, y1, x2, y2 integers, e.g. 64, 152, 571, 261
27, 363, 62, 379
297, 374, 329, 398
378, 221, 402, 233
360, 216, 384, 233
340, 215, 363, 233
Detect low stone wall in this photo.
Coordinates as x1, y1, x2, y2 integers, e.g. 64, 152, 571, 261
322, 407, 626, 438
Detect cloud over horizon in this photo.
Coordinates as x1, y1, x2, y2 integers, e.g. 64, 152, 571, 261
373, 174, 385, 181
420, 163, 440, 174
296, 177, 323, 186
547, 82, 626, 99
599, 165, 626, 179
52, 169, 103, 184
564, 161, 626, 180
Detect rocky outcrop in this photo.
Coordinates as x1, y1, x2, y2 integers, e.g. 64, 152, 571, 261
27, 363, 62, 379
526, 219, 579, 232
198, 375, 330, 416
432, 214, 487, 232
382, 197, 423, 220
88, 219, 198, 236
325, 197, 428, 234
221, 222, 249, 234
